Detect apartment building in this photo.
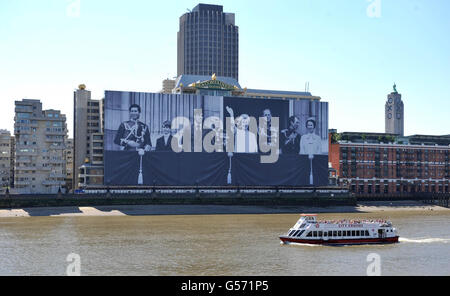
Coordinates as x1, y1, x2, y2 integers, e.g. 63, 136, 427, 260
14, 99, 67, 194
0, 130, 12, 193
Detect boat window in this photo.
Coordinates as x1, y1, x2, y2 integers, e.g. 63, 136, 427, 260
333, 231, 337, 236
338, 231, 342, 236
296, 230, 305, 237
306, 232, 312, 237
288, 231, 296, 236
292, 230, 300, 237
343, 231, 347, 237
328, 231, 332, 237
318, 231, 323, 237
313, 231, 317, 238
365, 230, 369, 236
352, 231, 355, 236
356, 230, 360, 236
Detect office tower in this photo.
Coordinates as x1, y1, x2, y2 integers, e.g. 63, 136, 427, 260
0, 130, 11, 193
177, 4, 239, 80
14, 99, 67, 194
385, 84, 404, 136
73, 84, 104, 189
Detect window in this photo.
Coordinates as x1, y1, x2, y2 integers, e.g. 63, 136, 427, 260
306, 232, 312, 237
351, 231, 355, 236
356, 230, 360, 236
343, 231, 347, 237
313, 231, 317, 238
338, 231, 342, 236
296, 231, 305, 237
333, 231, 337, 236
365, 230, 369, 236
318, 231, 323, 237
328, 231, 332, 237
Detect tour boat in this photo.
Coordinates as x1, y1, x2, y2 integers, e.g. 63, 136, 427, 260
280, 214, 399, 246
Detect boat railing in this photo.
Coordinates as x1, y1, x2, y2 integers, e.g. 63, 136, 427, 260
316, 219, 391, 225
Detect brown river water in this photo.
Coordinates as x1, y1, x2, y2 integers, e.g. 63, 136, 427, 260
0, 210, 449, 276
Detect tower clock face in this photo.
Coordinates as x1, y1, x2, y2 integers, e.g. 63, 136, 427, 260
388, 98, 393, 104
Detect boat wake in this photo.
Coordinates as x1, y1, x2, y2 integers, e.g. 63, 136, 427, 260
399, 237, 450, 244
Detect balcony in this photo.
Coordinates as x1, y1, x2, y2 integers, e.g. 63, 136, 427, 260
45, 130, 67, 136
15, 150, 39, 156
14, 124, 32, 131
15, 166, 36, 171
45, 138, 64, 143
49, 145, 66, 151
15, 158, 32, 164
49, 172, 66, 178
15, 180, 31, 186
15, 144, 38, 150
14, 129, 32, 135
15, 107, 33, 113
43, 114, 66, 121
42, 180, 66, 186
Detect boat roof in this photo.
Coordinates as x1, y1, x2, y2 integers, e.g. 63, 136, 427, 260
301, 214, 317, 217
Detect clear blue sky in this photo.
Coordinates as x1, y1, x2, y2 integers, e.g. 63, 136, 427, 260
1, 0, 449, 137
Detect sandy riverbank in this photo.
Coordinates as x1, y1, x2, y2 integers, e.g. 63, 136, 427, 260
0, 200, 448, 218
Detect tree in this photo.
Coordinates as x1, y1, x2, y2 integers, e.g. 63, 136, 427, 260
331, 133, 342, 143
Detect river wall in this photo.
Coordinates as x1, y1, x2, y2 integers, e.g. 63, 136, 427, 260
0, 192, 355, 208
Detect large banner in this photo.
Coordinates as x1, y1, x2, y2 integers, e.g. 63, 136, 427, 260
104, 91, 329, 187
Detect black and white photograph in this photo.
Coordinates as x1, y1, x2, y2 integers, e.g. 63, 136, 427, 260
104, 91, 329, 187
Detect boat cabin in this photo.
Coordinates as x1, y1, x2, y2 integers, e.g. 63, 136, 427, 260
300, 214, 317, 223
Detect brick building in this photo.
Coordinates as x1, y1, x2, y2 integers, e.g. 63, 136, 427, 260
329, 132, 450, 195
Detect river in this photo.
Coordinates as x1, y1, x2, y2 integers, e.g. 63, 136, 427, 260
0, 209, 449, 276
